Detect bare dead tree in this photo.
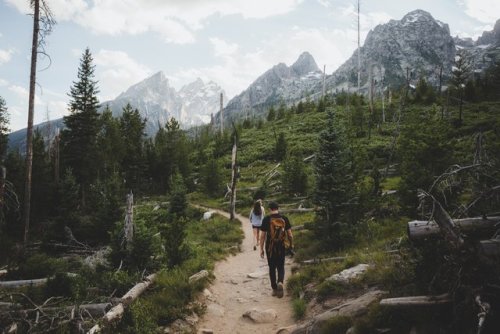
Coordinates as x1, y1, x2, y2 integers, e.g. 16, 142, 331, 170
23, 0, 55, 247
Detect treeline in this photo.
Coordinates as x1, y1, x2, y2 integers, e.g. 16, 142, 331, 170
0, 49, 222, 253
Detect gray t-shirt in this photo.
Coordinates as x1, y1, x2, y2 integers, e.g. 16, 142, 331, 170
249, 207, 265, 227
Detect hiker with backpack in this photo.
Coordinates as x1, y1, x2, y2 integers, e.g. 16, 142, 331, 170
259, 201, 293, 298
249, 199, 265, 250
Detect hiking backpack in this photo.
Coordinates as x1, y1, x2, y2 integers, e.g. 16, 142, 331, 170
267, 216, 289, 256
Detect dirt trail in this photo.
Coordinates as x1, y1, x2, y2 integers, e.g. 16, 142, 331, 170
196, 209, 295, 334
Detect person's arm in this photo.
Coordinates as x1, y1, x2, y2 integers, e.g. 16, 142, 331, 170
287, 229, 294, 249
259, 230, 266, 258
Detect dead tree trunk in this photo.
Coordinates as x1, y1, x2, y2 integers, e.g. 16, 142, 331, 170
87, 273, 157, 333
229, 136, 238, 220
420, 192, 464, 249
408, 216, 500, 241
380, 294, 451, 307
123, 191, 134, 249
23, 0, 40, 248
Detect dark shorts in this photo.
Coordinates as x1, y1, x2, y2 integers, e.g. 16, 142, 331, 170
252, 226, 261, 230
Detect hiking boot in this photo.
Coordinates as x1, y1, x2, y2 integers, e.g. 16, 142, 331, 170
272, 289, 278, 297
276, 282, 284, 298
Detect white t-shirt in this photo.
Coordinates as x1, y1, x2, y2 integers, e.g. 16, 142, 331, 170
249, 207, 265, 227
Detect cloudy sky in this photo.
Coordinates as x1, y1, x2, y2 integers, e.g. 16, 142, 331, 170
0, 0, 498, 131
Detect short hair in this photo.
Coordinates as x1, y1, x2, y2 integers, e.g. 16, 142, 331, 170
269, 201, 279, 210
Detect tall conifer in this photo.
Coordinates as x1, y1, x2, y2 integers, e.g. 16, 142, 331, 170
61, 48, 100, 206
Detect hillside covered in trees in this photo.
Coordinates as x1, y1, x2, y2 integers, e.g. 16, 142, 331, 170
1, 42, 500, 333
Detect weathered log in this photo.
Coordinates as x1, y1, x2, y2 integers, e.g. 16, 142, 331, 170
87, 273, 157, 333
428, 195, 464, 248
301, 250, 399, 265
0, 278, 48, 288
301, 256, 347, 265
0, 273, 78, 289
280, 208, 317, 213
408, 216, 500, 241
478, 239, 500, 259
380, 293, 451, 307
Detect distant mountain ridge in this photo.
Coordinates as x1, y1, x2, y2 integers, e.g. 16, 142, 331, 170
8, 73, 225, 150
9, 9, 500, 150
102, 72, 225, 135
219, 51, 323, 122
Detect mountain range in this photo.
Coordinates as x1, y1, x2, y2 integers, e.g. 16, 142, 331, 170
8, 9, 500, 149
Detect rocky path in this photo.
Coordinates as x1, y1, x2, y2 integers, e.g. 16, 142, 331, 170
196, 209, 295, 334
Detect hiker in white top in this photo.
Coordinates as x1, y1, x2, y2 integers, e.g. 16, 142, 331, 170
249, 199, 265, 251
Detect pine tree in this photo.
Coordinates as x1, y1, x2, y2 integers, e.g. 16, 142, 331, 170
120, 103, 146, 191
313, 109, 354, 249
282, 154, 309, 196
61, 48, 100, 206
275, 132, 288, 161
201, 158, 223, 197
267, 106, 276, 121
96, 106, 124, 179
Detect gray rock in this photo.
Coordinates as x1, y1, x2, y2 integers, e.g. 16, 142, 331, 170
189, 270, 209, 283
326, 264, 372, 283
206, 303, 225, 317
242, 308, 277, 323
247, 271, 267, 279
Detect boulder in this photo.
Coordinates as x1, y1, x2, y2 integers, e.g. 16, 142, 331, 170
326, 264, 372, 283
243, 308, 277, 323
189, 270, 209, 283
202, 211, 215, 220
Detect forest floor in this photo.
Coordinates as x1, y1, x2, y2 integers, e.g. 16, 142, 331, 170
195, 208, 295, 334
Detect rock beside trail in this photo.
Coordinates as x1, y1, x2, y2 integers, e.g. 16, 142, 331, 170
326, 264, 372, 283
247, 271, 267, 279
206, 303, 225, 317
285, 290, 387, 334
189, 270, 209, 283
242, 308, 278, 323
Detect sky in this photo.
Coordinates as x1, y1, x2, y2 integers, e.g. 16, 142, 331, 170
0, 0, 499, 132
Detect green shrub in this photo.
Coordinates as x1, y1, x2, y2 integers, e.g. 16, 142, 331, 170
320, 315, 352, 334
316, 280, 346, 301
292, 298, 307, 320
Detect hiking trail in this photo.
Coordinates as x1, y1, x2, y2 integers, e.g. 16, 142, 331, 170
196, 208, 295, 334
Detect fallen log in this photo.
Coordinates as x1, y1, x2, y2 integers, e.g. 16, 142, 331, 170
87, 273, 157, 334
0, 273, 78, 289
301, 256, 348, 265
301, 250, 399, 265
478, 239, 500, 260
408, 216, 500, 241
280, 208, 317, 213
0, 302, 111, 317
0, 278, 49, 288
380, 293, 451, 307
420, 192, 464, 249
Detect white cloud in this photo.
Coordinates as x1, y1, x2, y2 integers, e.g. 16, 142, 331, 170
172, 25, 362, 99
210, 38, 239, 57
461, 0, 500, 23
317, 0, 331, 8
9, 85, 29, 99
6, 0, 302, 44
0, 48, 14, 65
93, 49, 153, 101
0, 78, 8, 86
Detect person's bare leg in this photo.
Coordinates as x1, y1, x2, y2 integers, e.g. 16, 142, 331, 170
253, 228, 258, 250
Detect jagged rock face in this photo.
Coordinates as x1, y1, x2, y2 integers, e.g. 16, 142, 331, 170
220, 51, 322, 122
476, 19, 500, 45
325, 10, 456, 92
455, 19, 500, 74
101, 72, 225, 135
